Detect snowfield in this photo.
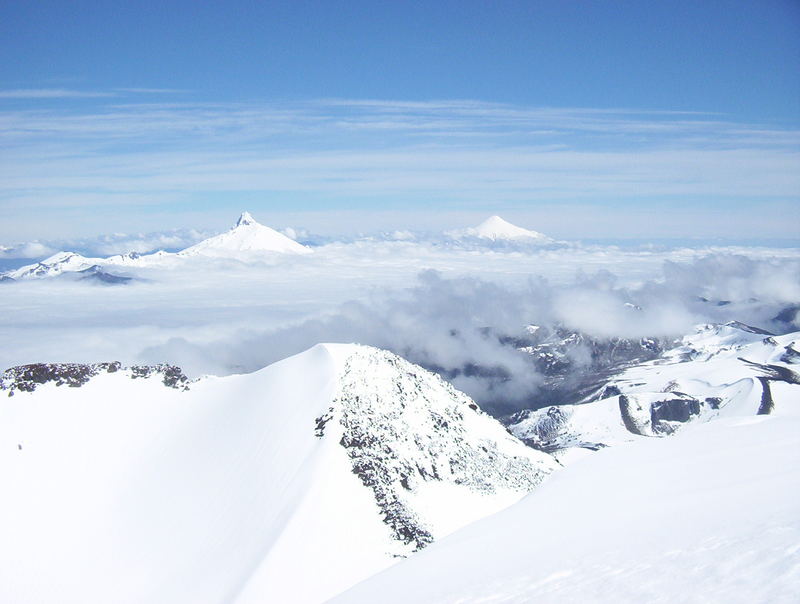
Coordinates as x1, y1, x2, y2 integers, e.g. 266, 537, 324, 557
0, 344, 554, 604
333, 414, 800, 604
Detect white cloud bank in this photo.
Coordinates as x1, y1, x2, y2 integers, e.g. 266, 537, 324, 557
1, 240, 797, 412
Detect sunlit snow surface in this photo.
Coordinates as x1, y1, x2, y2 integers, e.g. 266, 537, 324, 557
333, 415, 800, 604
0, 344, 554, 604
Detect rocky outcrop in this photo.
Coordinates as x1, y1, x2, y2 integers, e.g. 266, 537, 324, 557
325, 346, 556, 553
1, 362, 191, 396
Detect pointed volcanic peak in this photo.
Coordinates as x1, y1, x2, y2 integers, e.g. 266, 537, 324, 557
0, 344, 555, 604
449, 215, 551, 242
178, 211, 312, 258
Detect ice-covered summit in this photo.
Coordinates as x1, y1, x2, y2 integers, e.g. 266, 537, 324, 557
449, 215, 551, 242
179, 211, 312, 257
235, 211, 256, 227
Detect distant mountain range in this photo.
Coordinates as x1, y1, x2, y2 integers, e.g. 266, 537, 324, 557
1, 212, 312, 282
0, 213, 553, 282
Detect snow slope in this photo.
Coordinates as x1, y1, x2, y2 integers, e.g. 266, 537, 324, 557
448, 215, 551, 242
333, 415, 800, 604
0, 344, 554, 604
179, 211, 311, 257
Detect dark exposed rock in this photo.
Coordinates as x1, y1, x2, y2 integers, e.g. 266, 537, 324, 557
756, 377, 774, 416
650, 397, 701, 426
724, 321, 774, 336
77, 265, 132, 285
780, 344, 800, 364
739, 358, 800, 385
619, 393, 703, 436
331, 348, 552, 554
1, 361, 190, 396
314, 407, 334, 437
618, 394, 646, 435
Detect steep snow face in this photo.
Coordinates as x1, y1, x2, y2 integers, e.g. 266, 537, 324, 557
322, 345, 557, 550
333, 415, 800, 604
509, 322, 800, 454
0, 344, 552, 604
450, 215, 551, 242
179, 212, 311, 257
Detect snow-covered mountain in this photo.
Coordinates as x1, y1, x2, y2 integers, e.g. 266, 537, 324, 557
508, 321, 800, 459
0, 344, 555, 604
1, 213, 311, 281
5, 251, 103, 279
178, 211, 311, 257
328, 329, 800, 604
448, 215, 551, 242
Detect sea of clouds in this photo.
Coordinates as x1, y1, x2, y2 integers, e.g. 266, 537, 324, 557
2, 234, 798, 413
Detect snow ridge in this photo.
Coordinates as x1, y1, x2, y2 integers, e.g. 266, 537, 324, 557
322, 346, 555, 553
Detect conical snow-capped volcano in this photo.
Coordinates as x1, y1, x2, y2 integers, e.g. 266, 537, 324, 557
179, 212, 311, 257
471, 216, 549, 241
448, 216, 550, 242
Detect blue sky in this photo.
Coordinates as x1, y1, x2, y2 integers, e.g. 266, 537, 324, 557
0, 0, 798, 241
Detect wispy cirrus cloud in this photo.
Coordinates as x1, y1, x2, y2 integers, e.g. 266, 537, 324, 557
0, 88, 117, 99
0, 97, 797, 240
0, 87, 187, 100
